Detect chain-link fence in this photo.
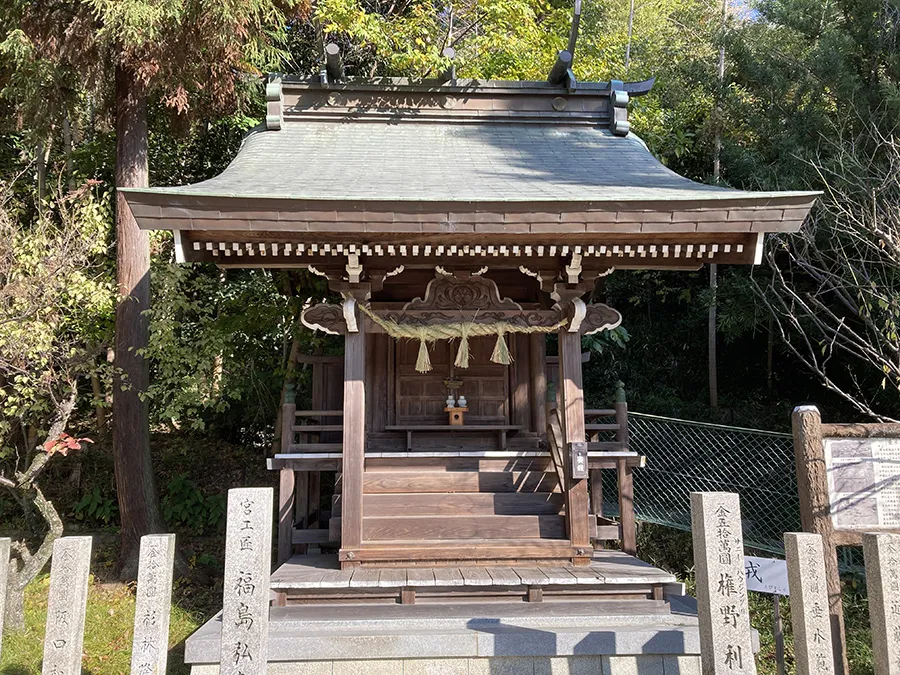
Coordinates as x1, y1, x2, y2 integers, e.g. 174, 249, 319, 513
599, 412, 800, 555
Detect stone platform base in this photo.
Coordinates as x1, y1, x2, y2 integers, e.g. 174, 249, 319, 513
191, 654, 701, 674
186, 596, 707, 674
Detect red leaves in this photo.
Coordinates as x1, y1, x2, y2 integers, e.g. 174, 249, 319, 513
42, 433, 93, 456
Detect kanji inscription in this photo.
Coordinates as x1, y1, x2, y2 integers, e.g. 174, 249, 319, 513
131, 534, 176, 675
785, 533, 835, 675
863, 532, 900, 675
824, 438, 900, 530
219, 488, 273, 675
690, 492, 757, 675
42, 537, 92, 675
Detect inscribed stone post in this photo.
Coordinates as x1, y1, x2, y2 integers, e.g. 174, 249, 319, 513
42, 536, 92, 675
784, 533, 834, 675
0, 537, 9, 656
863, 532, 900, 674
131, 534, 176, 675
690, 492, 756, 675
220, 488, 273, 675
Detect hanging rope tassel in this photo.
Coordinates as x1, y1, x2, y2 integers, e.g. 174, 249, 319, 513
414, 329, 432, 373
491, 329, 512, 365
454, 322, 473, 369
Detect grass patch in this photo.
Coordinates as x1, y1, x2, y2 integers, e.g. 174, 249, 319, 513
1, 574, 200, 675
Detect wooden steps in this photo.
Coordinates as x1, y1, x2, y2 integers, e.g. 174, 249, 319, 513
364, 515, 566, 540
355, 456, 569, 564
364, 492, 565, 516
363, 470, 560, 494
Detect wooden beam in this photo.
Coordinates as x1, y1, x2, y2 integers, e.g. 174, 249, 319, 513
558, 327, 592, 559
340, 305, 366, 565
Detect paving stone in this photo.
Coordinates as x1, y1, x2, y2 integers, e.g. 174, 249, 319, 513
270, 662, 334, 675
332, 659, 404, 675
403, 658, 470, 675
534, 656, 603, 674
663, 656, 702, 675
469, 656, 535, 675
603, 656, 665, 675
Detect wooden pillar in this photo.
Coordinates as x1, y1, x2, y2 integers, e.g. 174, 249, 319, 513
617, 459, 636, 555
558, 328, 591, 561
280, 402, 296, 453
277, 467, 295, 565
616, 383, 636, 555
793, 405, 848, 675
530, 333, 547, 435
340, 303, 366, 565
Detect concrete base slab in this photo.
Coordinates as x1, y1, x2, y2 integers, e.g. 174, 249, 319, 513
186, 599, 702, 668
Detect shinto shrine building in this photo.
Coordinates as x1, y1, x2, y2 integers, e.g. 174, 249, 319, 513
123, 64, 817, 673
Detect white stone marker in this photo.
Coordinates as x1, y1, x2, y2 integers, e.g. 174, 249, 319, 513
42, 536, 93, 675
863, 532, 900, 674
130, 534, 176, 675
690, 492, 757, 675
0, 537, 10, 658
784, 533, 835, 675
220, 488, 273, 675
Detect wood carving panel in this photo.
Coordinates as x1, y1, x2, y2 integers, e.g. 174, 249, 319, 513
301, 303, 346, 334
406, 273, 523, 313
579, 303, 623, 335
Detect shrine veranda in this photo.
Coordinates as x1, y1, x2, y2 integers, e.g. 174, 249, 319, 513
121, 69, 817, 672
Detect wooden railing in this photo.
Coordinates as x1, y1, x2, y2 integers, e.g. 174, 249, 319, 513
546, 382, 638, 555
280, 402, 344, 454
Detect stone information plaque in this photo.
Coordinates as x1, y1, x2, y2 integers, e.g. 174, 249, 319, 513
863, 532, 900, 675
220, 487, 273, 675
42, 536, 92, 675
824, 437, 900, 530
690, 492, 757, 675
785, 533, 834, 675
131, 534, 176, 675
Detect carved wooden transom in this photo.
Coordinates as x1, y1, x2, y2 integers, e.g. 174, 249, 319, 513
404, 273, 522, 313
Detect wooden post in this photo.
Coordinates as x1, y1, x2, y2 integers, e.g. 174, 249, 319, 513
615, 383, 637, 555
773, 595, 785, 675
340, 300, 366, 564
792, 405, 848, 675
530, 333, 547, 436
617, 459, 637, 556
590, 470, 603, 518
280, 401, 296, 453
277, 468, 295, 565
558, 327, 591, 560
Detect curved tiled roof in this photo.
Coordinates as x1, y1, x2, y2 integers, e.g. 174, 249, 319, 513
138, 122, 815, 205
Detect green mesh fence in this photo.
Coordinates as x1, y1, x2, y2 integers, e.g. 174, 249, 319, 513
598, 412, 801, 555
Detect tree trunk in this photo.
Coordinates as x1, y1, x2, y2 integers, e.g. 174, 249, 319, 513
112, 64, 164, 579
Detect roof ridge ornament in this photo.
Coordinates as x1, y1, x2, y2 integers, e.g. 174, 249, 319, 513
324, 43, 344, 84
265, 74, 283, 130
548, 0, 582, 90
609, 80, 630, 136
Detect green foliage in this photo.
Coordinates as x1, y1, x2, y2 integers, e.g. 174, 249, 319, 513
0, 180, 115, 458
73, 485, 118, 525
161, 473, 226, 534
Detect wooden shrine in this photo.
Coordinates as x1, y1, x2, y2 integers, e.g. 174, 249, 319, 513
123, 56, 817, 607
